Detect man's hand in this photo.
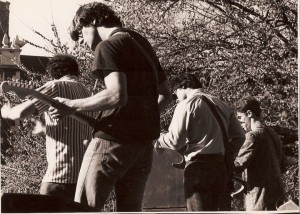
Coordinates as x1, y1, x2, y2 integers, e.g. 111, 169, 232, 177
32, 120, 46, 135
1, 103, 13, 119
48, 97, 76, 119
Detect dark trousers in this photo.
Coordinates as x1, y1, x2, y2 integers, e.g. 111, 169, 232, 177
218, 180, 234, 211
184, 154, 227, 211
74, 137, 153, 212
40, 182, 76, 200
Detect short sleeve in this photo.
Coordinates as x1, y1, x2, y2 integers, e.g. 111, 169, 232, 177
92, 41, 122, 79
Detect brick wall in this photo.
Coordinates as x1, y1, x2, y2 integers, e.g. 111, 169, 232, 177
0, 1, 10, 47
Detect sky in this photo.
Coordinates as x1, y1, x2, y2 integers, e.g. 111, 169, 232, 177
7, 0, 103, 56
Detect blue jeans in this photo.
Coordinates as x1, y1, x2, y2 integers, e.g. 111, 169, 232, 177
40, 182, 76, 200
184, 155, 227, 211
74, 137, 153, 211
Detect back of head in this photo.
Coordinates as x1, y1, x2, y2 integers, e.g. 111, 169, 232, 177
236, 96, 261, 118
69, 2, 122, 41
172, 73, 202, 91
47, 54, 79, 79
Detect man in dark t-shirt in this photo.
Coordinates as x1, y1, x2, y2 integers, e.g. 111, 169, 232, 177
49, 2, 171, 212
92, 29, 167, 141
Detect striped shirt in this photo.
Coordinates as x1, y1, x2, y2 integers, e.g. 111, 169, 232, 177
32, 76, 94, 184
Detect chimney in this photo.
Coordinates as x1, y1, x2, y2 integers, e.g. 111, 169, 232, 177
0, 1, 10, 48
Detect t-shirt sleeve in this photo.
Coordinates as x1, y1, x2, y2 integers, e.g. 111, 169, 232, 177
92, 41, 122, 79
92, 38, 167, 84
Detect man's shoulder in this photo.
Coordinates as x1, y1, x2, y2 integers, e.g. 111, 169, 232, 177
245, 131, 260, 144
176, 95, 202, 113
198, 92, 235, 114
183, 94, 201, 105
50, 79, 90, 93
246, 128, 269, 142
51, 79, 81, 86
246, 130, 259, 137
35, 80, 55, 92
96, 34, 130, 55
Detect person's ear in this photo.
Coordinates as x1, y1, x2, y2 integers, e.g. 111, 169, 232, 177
246, 110, 253, 118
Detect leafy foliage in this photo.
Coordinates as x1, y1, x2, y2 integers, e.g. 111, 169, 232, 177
114, 0, 297, 132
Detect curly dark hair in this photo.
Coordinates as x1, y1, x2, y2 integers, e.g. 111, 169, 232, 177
69, 2, 122, 41
46, 54, 79, 79
172, 73, 202, 92
236, 96, 262, 118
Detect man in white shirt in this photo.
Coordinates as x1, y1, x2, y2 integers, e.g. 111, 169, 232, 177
155, 73, 245, 211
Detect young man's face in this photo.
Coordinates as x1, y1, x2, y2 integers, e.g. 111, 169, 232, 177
237, 111, 251, 132
82, 26, 102, 51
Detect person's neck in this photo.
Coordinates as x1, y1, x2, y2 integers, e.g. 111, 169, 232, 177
97, 26, 122, 40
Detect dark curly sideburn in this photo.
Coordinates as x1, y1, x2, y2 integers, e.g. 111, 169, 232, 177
69, 2, 122, 41
47, 54, 79, 79
172, 73, 203, 92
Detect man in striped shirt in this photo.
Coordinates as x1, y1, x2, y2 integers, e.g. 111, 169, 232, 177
1, 54, 94, 200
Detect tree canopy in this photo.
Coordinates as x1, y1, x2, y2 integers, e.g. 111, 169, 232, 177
113, 0, 297, 130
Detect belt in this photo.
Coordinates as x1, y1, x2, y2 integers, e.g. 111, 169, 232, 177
190, 153, 224, 161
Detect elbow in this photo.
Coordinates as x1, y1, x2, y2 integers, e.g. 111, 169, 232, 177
114, 90, 128, 107
118, 95, 127, 107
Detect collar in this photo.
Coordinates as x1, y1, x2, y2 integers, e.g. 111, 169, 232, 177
108, 27, 127, 38
187, 89, 207, 99
57, 75, 78, 81
252, 121, 266, 131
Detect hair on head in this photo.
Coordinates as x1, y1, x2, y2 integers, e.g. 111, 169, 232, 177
47, 54, 79, 79
236, 96, 262, 118
69, 2, 122, 41
172, 73, 202, 92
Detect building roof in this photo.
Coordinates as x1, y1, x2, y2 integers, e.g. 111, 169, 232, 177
20, 55, 49, 74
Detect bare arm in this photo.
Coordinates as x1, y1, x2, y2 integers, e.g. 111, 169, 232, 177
1, 100, 37, 120
49, 72, 127, 117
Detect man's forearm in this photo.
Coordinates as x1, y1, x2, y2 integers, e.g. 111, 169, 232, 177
1, 101, 36, 120
68, 88, 127, 112
156, 132, 185, 151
